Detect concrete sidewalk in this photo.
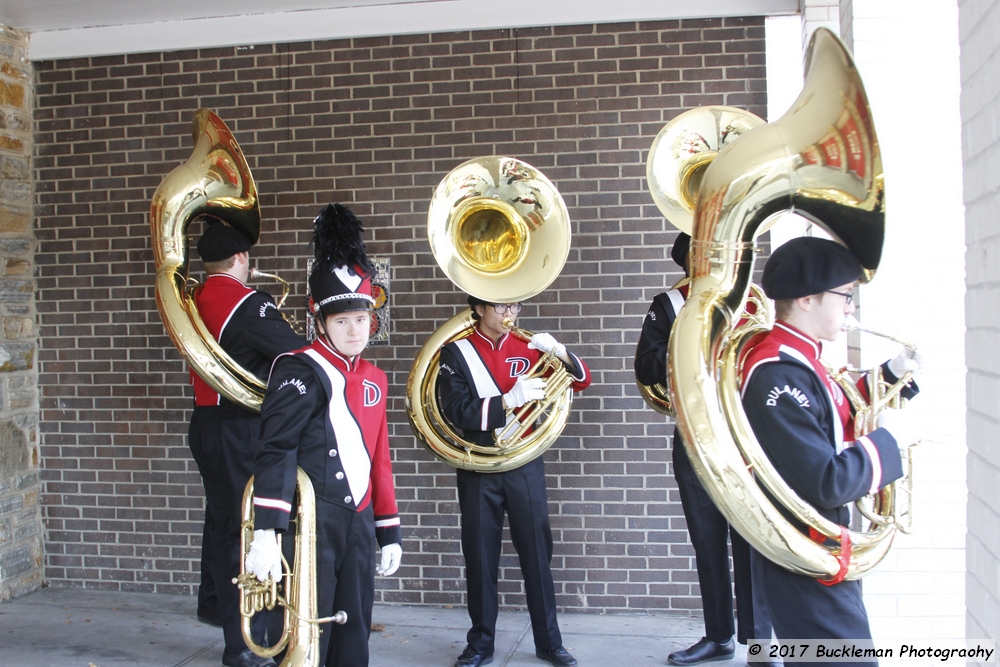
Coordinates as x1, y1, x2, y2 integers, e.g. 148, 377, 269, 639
0, 587, 756, 667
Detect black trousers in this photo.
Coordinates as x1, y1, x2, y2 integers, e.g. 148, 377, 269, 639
309, 501, 376, 667
189, 403, 269, 652
457, 457, 562, 657
198, 503, 218, 610
674, 437, 771, 644
752, 550, 874, 667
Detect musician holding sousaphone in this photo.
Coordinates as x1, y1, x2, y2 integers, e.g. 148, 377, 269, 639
635, 232, 773, 666
245, 204, 403, 667
740, 237, 922, 659
438, 294, 590, 667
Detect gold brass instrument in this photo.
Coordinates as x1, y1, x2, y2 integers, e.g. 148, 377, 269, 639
666, 27, 907, 580
836, 318, 918, 534
249, 267, 305, 335
151, 108, 266, 411
406, 156, 574, 472
637, 107, 766, 415
234, 471, 347, 667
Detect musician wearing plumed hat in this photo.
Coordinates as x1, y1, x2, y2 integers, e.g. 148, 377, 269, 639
188, 220, 306, 667
740, 236, 923, 662
245, 204, 403, 667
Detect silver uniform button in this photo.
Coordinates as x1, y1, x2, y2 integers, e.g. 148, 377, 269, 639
335, 472, 344, 480
344, 496, 352, 503
328, 449, 337, 457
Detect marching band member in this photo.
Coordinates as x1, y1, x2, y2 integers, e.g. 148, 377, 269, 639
246, 204, 402, 667
438, 296, 590, 667
189, 221, 305, 667
740, 236, 921, 664
635, 233, 772, 665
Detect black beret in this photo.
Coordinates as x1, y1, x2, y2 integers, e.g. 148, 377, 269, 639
762, 237, 863, 300
671, 232, 691, 271
197, 222, 253, 262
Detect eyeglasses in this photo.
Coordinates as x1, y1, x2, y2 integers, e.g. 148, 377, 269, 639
825, 289, 855, 305
492, 303, 523, 314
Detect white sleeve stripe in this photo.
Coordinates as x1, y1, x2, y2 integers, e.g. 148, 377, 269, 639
374, 517, 401, 527
480, 396, 491, 430
254, 497, 292, 513
856, 435, 881, 494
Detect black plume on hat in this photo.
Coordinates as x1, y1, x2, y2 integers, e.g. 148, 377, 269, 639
762, 236, 863, 300
309, 204, 376, 315
197, 221, 253, 262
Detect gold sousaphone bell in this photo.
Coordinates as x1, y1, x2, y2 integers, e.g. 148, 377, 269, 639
406, 156, 576, 472
637, 105, 767, 415
666, 27, 914, 581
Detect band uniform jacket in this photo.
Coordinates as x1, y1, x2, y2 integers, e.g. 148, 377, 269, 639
191, 273, 306, 407
437, 327, 592, 444
740, 320, 918, 533
634, 284, 688, 389
252, 337, 402, 548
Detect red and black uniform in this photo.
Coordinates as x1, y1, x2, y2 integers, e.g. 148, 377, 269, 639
187, 273, 305, 652
253, 336, 401, 667
438, 328, 590, 659
634, 286, 771, 647
740, 321, 917, 663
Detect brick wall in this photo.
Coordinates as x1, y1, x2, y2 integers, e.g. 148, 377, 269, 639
32, 18, 766, 613
0, 24, 41, 601
960, 0, 1000, 646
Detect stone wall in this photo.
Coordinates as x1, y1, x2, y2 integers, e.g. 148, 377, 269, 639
0, 23, 41, 601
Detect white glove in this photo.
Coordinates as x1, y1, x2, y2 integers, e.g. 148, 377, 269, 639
528, 332, 566, 358
877, 408, 922, 449
503, 375, 547, 409
246, 529, 282, 582
888, 348, 922, 378
376, 543, 402, 576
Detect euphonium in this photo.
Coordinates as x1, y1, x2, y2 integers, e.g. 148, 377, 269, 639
406, 156, 574, 472
234, 471, 347, 667
667, 27, 909, 580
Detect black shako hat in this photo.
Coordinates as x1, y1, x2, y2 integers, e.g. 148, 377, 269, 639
761, 236, 863, 300
671, 232, 691, 273
196, 221, 253, 262
308, 204, 376, 316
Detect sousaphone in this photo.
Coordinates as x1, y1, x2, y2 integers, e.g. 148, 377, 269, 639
668, 27, 912, 580
406, 156, 574, 472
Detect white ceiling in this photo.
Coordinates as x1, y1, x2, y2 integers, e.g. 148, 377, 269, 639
0, 0, 799, 61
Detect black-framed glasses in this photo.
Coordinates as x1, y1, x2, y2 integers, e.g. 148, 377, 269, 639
492, 303, 523, 314
825, 289, 855, 305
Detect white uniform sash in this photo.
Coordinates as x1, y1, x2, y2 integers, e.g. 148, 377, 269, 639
304, 349, 371, 506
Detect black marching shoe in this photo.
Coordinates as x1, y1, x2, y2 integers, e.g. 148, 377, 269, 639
221, 648, 278, 667
668, 637, 736, 665
197, 604, 223, 628
455, 644, 493, 667
536, 646, 578, 667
